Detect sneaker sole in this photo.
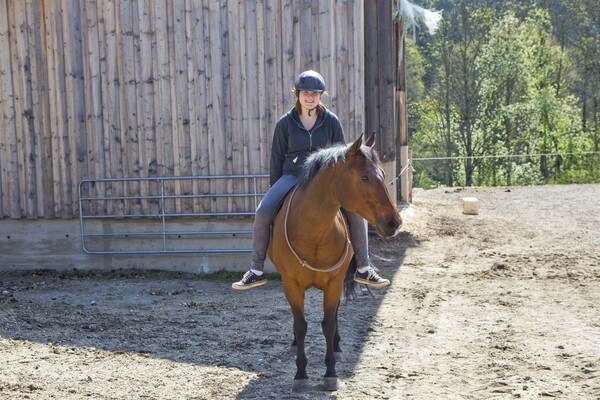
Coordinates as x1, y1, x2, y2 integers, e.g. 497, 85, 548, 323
231, 279, 268, 291
353, 277, 390, 287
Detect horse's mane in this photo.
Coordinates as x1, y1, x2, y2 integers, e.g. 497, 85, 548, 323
299, 142, 380, 186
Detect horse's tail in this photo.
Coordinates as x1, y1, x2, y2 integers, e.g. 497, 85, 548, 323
343, 255, 358, 302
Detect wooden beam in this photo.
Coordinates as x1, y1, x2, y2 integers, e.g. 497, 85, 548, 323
394, 17, 410, 204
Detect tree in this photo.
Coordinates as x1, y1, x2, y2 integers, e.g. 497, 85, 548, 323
476, 9, 585, 185
412, 0, 491, 187
410, 0, 599, 187
476, 12, 538, 185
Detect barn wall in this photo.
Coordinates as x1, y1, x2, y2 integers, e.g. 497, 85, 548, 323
364, 0, 395, 163
0, 0, 366, 219
0, 217, 276, 273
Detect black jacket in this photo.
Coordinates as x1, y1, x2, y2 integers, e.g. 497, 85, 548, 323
269, 108, 345, 185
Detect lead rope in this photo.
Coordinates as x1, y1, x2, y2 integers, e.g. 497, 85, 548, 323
283, 186, 351, 273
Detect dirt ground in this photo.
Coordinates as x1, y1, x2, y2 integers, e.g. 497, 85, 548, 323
1, 184, 599, 399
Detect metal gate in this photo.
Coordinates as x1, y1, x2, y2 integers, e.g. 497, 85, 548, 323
78, 175, 269, 255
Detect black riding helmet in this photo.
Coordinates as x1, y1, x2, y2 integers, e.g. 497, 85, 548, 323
294, 70, 325, 93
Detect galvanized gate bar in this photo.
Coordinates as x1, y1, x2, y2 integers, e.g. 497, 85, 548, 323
78, 175, 268, 255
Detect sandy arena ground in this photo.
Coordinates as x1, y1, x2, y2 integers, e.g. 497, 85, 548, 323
1, 184, 599, 399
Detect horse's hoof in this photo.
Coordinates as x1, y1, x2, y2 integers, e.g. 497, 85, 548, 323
334, 351, 343, 362
292, 378, 310, 392
323, 376, 338, 391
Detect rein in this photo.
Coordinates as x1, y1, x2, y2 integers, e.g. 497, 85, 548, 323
283, 185, 352, 273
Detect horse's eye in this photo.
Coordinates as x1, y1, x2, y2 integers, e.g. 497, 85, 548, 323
361, 175, 370, 182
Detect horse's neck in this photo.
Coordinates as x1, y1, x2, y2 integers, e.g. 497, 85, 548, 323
291, 175, 341, 238
284, 171, 350, 268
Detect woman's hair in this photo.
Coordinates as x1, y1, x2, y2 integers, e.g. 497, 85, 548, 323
293, 90, 328, 116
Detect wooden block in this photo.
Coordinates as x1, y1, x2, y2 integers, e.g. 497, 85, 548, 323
462, 197, 480, 215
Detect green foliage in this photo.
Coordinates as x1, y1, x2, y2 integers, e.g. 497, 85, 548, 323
410, 0, 599, 188
551, 159, 600, 184
413, 168, 442, 189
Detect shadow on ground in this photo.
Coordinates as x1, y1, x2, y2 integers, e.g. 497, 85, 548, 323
0, 231, 418, 398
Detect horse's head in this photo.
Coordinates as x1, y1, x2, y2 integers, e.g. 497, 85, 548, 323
339, 133, 402, 239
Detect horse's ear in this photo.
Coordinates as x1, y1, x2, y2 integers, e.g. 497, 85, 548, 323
349, 133, 364, 155
365, 132, 376, 148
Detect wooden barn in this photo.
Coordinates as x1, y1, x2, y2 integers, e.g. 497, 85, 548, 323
0, 0, 409, 273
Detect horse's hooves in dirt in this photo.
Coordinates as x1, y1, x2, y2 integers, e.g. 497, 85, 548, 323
323, 377, 339, 391
334, 351, 343, 362
292, 378, 310, 392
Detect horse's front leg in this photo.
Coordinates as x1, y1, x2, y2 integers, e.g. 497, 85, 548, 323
322, 286, 343, 391
283, 285, 309, 391
333, 304, 342, 360
290, 298, 301, 353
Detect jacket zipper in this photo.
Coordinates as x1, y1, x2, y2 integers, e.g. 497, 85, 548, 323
306, 118, 324, 151
294, 111, 324, 152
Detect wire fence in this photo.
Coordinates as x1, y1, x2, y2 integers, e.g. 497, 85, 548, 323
412, 151, 600, 161
389, 151, 600, 188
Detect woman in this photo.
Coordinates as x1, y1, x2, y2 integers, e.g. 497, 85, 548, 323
232, 70, 389, 290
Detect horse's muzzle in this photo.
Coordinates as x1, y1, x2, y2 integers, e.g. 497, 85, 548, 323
375, 216, 402, 239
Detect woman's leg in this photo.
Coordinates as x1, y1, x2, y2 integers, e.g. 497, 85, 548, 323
347, 212, 390, 287
250, 174, 298, 271
347, 212, 369, 267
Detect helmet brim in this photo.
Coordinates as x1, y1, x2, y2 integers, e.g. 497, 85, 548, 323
296, 88, 324, 93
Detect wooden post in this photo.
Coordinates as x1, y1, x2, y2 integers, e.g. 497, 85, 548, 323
394, 17, 411, 205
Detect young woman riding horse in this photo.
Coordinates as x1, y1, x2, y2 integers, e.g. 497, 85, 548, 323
230, 70, 402, 390
232, 70, 390, 291
269, 133, 402, 390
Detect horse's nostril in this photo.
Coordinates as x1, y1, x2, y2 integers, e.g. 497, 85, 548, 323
388, 220, 399, 230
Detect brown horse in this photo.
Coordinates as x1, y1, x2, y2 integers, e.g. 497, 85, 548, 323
267, 133, 402, 391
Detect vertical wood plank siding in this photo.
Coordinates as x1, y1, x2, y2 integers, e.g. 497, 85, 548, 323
364, 0, 395, 162
0, 0, 369, 218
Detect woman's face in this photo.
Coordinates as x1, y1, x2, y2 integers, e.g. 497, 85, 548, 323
298, 91, 321, 113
